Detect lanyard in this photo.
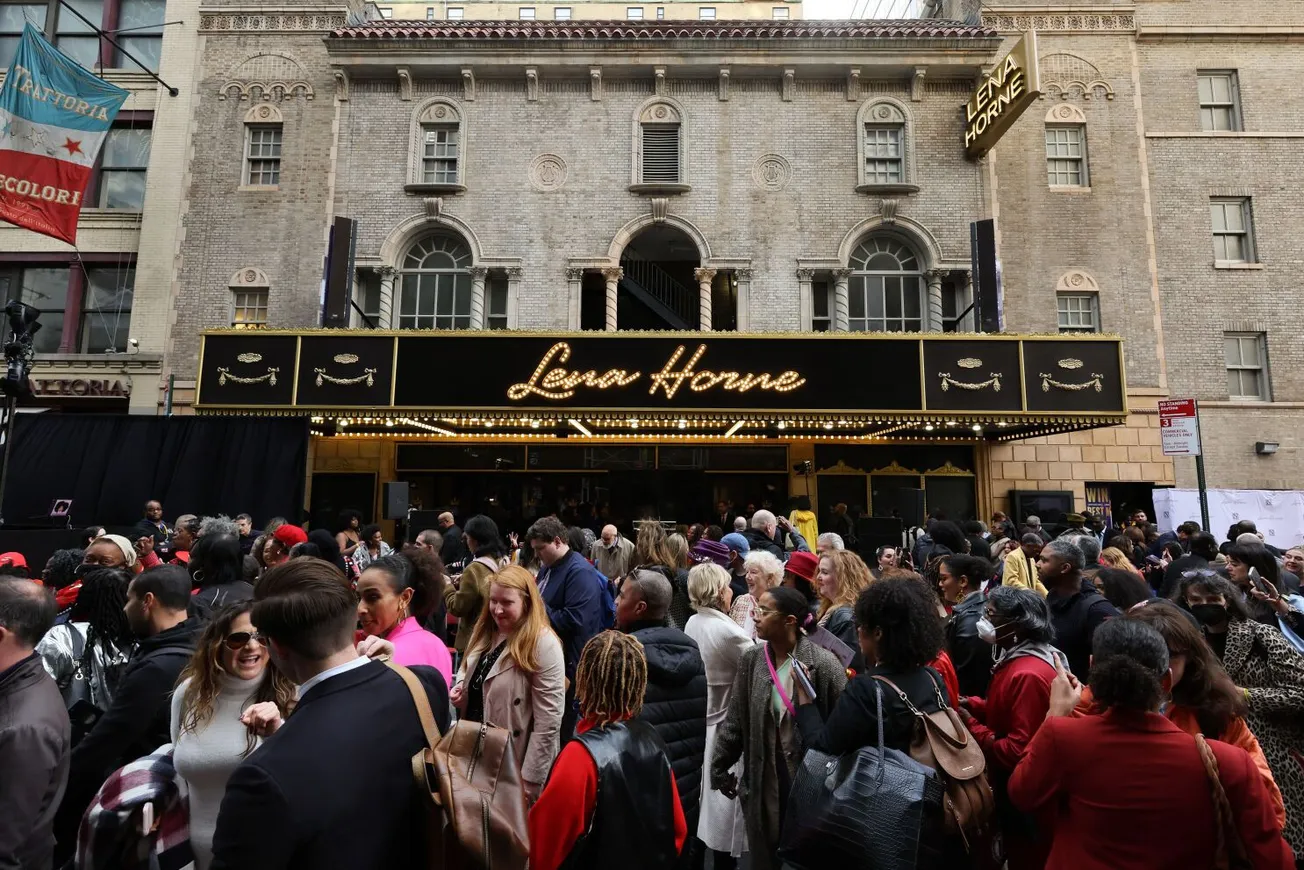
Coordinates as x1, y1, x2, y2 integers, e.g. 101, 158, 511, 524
765, 644, 797, 719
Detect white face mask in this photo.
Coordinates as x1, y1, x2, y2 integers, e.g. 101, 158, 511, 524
976, 617, 998, 644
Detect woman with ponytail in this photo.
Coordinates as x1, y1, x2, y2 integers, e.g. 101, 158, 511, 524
356, 547, 453, 685
710, 586, 846, 870
1008, 618, 1292, 869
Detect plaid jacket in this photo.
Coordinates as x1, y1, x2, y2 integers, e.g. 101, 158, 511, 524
76, 743, 195, 870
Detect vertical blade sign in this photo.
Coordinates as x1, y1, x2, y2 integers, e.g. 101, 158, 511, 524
0, 23, 129, 244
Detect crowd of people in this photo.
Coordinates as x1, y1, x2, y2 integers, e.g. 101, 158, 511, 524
0, 496, 1301, 870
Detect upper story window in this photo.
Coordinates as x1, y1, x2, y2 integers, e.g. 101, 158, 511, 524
1045, 126, 1087, 186
811, 279, 832, 331
1225, 332, 1269, 401
633, 99, 686, 190
0, 261, 135, 354
856, 98, 915, 192
447, 7, 464, 18
772, 6, 789, 17
1056, 293, 1099, 333
1198, 71, 1241, 132
848, 236, 923, 332
399, 234, 474, 330
8, 0, 166, 72
656, 6, 664, 17
698, 6, 715, 18
409, 99, 465, 191
96, 122, 152, 210
553, 6, 572, 17
377, 6, 393, 17
242, 104, 283, 189
627, 6, 644, 18
1211, 197, 1255, 264
229, 268, 271, 329
519, 7, 536, 18
426, 7, 436, 19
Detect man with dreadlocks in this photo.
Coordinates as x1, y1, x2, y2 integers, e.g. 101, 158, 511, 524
529, 630, 687, 870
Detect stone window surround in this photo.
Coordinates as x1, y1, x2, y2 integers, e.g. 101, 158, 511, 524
229, 268, 270, 328
631, 96, 690, 195
239, 104, 283, 191
405, 97, 468, 195
855, 96, 919, 195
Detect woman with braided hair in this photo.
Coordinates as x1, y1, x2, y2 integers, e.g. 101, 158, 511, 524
528, 630, 687, 870
1008, 618, 1292, 869
37, 566, 133, 724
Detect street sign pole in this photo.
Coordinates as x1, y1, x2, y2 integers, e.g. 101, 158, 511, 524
1194, 400, 1210, 532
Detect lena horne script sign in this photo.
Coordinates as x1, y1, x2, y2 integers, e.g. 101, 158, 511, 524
964, 31, 1041, 158
507, 342, 806, 401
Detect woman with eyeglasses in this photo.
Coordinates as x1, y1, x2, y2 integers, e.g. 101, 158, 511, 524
1175, 570, 1304, 859
170, 601, 296, 870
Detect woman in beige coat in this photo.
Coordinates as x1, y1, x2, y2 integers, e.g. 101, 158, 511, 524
451, 564, 566, 802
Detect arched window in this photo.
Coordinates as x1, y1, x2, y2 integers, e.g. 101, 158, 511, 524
398, 233, 473, 329
848, 236, 923, 332
631, 98, 688, 191
856, 97, 916, 192
407, 98, 465, 190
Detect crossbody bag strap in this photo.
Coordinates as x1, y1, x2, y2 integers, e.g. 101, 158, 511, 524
385, 660, 443, 752
765, 645, 797, 719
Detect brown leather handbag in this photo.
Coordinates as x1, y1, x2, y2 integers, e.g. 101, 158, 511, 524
387, 662, 531, 870
872, 674, 995, 850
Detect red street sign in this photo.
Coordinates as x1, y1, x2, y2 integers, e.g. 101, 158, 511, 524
1158, 399, 1201, 456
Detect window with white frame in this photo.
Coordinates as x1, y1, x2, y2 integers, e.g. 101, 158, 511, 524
656, 6, 664, 17
811, 280, 833, 331
426, 7, 435, 18
1056, 293, 1099, 333
847, 236, 923, 332
487, 276, 509, 330
398, 234, 474, 330
1225, 332, 1269, 400
410, 100, 464, 189
377, 6, 393, 17
421, 125, 458, 184
447, 6, 464, 17
553, 6, 571, 17
1046, 126, 1088, 186
1211, 198, 1254, 263
857, 99, 912, 190
627, 6, 643, 17
231, 287, 268, 329
1198, 72, 1241, 132
519, 6, 535, 18
772, 6, 789, 16
636, 100, 683, 186
97, 124, 152, 209
698, 6, 715, 18
244, 125, 282, 187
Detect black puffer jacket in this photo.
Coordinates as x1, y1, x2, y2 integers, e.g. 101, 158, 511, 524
631, 625, 708, 820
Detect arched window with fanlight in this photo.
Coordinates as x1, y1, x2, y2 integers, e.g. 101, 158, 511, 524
398, 233, 473, 329
848, 236, 923, 332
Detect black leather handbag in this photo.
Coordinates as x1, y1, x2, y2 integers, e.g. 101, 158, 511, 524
778, 681, 946, 870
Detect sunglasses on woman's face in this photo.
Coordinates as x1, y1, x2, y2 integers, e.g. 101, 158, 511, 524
224, 631, 267, 651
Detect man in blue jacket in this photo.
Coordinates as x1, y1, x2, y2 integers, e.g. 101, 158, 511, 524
528, 515, 612, 741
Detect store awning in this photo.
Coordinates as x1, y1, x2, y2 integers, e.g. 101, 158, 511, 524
194, 330, 1127, 441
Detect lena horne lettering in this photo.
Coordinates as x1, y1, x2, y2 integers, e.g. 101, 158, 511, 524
507, 341, 807, 402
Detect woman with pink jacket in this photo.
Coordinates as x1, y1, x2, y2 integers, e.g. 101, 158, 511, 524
356, 547, 453, 687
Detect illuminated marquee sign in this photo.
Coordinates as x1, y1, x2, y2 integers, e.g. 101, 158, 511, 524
194, 331, 1127, 423
964, 31, 1041, 159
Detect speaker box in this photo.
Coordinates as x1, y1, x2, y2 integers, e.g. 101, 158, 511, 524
971, 218, 1003, 333
322, 216, 357, 328
383, 481, 410, 520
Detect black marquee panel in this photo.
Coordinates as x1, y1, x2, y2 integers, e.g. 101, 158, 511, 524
194, 330, 1128, 419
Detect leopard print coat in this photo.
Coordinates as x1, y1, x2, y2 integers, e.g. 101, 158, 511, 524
1222, 618, 1304, 858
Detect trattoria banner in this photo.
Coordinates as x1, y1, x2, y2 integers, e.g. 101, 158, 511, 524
194, 330, 1128, 426
0, 24, 128, 244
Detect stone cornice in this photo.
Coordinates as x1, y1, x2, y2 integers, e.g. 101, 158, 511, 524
1137, 25, 1304, 43
199, 7, 349, 33
982, 9, 1135, 33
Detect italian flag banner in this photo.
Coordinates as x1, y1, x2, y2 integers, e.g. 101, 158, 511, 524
0, 23, 129, 244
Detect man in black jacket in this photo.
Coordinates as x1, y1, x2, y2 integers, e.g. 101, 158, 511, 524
211, 557, 449, 870
741, 510, 785, 559
615, 568, 707, 865
131, 499, 171, 547
56, 565, 201, 863
438, 511, 467, 570
1161, 531, 1220, 599
0, 578, 68, 870
1038, 538, 1118, 680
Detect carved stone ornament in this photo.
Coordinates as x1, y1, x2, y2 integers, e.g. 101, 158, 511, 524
1040, 53, 1116, 101
525, 68, 539, 102
986, 13, 1135, 33
333, 69, 349, 102
782, 69, 795, 102
529, 154, 568, 192
654, 67, 667, 97
940, 371, 1002, 392
718, 68, 731, 101
229, 267, 270, 287
736, 268, 753, 282
461, 68, 476, 101
1045, 103, 1088, 124
424, 197, 443, 217
640, 101, 681, 124
846, 68, 861, 102
911, 67, 926, 102
880, 198, 898, 224
220, 52, 314, 102
650, 197, 669, 223
752, 154, 792, 192
590, 67, 602, 101
242, 103, 283, 125
1055, 270, 1099, 293
566, 268, 585, 280
200, 13, 347, 33
397, 67, 413, 102
796, 268, 815, 282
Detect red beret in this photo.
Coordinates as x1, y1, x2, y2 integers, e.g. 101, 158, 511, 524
785, 550, 818, 583
273, 525, 308, 548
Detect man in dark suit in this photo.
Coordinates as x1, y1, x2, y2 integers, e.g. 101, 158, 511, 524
210, 558, 449, 870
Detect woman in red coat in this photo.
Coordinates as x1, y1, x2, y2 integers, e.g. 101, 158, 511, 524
1009, 619, 1293, 870
957, 585, 1061, 870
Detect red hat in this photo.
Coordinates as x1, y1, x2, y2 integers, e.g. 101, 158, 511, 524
785, 550, 818, 583
0, 552, 27, 570
273, 525, 308, 548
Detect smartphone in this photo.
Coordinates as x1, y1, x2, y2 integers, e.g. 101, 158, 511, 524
792, 658, 817, 702
1145, 555, 1162, 565
1248, 566, 1274, 597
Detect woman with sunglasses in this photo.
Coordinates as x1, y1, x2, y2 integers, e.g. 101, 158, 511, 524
171, 601, 296, 870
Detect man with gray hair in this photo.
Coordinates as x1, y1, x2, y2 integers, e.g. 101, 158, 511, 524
588, 524, 633, 580
614, 568, 707, 846
1069, 532, 1102, 578
816, 532, 845, 555
742, 509, 785, 558
732, 516, 747, 533
1038, 536, 1118, 679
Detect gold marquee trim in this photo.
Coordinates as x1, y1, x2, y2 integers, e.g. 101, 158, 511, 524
925, 460, 975, 476
870, 460, 921, 476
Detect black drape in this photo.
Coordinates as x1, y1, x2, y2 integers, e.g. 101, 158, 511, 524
2, 414, 308, 529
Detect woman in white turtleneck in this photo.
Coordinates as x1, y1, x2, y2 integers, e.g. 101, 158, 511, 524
170, 601, 295, 869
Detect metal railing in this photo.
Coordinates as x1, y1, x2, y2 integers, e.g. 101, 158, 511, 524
619, 256, 698, 328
